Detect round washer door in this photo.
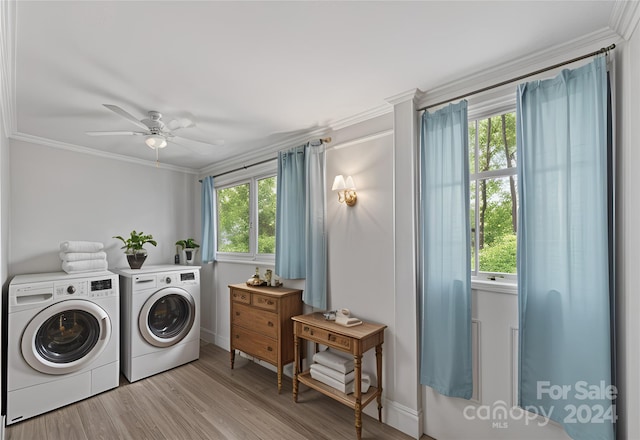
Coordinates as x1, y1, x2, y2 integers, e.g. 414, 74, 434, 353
139, 287, 195, 348
21, 299, 112, 375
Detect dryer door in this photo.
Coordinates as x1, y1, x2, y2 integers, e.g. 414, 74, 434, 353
21, 300, 111, 375
139, 287, 195, 348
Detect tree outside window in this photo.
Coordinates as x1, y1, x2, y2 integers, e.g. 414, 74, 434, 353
216, 175, 277, 257
469, 112, 518, 275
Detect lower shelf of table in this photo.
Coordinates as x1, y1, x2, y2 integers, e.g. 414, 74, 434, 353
296, 371, 380, 410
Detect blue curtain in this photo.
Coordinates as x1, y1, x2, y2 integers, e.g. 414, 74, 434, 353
304, 142, 327, 309
275, 142, 327, 309
517, 57, 613, 440
419, 100, 473, 399
200, 175, 216, 263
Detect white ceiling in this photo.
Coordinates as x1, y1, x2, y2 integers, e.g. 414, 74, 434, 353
8, 1, 621, 171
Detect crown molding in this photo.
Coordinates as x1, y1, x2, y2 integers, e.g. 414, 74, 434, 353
417, 27, 620, 110
385, 88, 423, 106
610, 0, 640, 41
10, 132, 198, 174
0, 0, 16, 136
328, 104, 392, 131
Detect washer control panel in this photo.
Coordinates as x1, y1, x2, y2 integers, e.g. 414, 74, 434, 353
54, 276, 117, 298
55, 280, 87, 297
89, 277, 117, 298
157, 271, 199, 286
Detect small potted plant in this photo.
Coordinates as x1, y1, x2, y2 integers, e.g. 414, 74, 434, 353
175, 238, 200, 265
114, 230, 157, 269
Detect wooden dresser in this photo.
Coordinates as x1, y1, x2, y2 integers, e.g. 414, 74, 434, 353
229, 283, 303, 393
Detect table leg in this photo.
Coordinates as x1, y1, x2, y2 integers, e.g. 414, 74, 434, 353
293, 334, 300, 402
376, 344, 383, 422
354, 353, 362, 440
277, 365, 282, 394
230, 349, 235, 369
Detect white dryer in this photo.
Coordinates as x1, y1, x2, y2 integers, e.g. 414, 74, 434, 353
113, 265, 200, 382
6, 271, 119, 425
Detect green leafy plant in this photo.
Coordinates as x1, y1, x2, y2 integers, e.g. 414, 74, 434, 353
114, 230, 157, 255
175, 238, 200, 249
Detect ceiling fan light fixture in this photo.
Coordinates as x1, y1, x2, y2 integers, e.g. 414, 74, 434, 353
145, 135, 167, 149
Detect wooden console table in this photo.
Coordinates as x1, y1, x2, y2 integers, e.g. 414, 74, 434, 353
292, 313, 386, 440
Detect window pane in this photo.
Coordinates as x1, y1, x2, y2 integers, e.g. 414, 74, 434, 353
470, 181, 477, 272
257, 176, 277, 254
477, 176, 517, 274
469, 120, 477, 174
476, 113, 517, 173
217, 183, 250, 253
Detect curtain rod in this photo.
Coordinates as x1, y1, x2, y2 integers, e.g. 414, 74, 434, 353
417, 44, 615, 112
199, 137, 332, 181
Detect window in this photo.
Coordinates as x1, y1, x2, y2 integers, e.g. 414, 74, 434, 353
469, 111, 518, 277
216, 174, 277, 258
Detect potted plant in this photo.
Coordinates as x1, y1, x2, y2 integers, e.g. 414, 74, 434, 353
114, 230, 157, 269
175, 238, 200, 265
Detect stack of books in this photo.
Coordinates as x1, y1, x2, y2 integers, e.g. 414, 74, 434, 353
309, 349, 371, 394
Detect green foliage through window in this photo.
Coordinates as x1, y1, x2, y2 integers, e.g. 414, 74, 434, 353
257, 176, 277, 254
216, 175, 277, 256
470, 112, 518, 275
217, 183, 250, 253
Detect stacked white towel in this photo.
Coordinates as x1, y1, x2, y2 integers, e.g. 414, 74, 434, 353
310, 349, 371, 394
59, 241, 107, 274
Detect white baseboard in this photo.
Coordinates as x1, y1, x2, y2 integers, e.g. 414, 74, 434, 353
362, 397, 422, 439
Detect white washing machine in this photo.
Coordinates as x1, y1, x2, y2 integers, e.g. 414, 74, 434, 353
6, 271, 119, 425
112, 265, 200, 382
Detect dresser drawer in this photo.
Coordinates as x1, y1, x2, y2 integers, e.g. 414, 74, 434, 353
298, 323, 352, 351
232, 325, 278, 364
252, 293, 278, 311
231, 289, 251, 304
232, 303, 278, 338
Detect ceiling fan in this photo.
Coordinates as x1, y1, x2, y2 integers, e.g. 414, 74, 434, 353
86, 104, 223, 152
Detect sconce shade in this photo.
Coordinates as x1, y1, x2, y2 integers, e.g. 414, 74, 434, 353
332, 175, 346, 191
345, 175, 356, 190
145, 135, 167, 149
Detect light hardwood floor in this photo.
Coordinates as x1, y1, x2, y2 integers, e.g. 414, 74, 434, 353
7, 341, 428, 440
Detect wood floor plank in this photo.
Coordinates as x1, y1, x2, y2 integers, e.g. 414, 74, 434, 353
7, 341, 426, 440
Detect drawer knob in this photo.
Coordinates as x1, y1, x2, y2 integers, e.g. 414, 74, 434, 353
235, 311, 240, 316
267, 300, 274, 305
267, 321, 274, 327
267, 346, 273, 352
235, 334, 239, 339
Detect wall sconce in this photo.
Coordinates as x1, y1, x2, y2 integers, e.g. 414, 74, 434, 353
331, 175, 357, 206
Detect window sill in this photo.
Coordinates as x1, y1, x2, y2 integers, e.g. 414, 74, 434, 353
215, 257, 275, 267
471, 278, 518, 295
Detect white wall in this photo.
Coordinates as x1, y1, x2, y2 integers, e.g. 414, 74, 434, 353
8, 139, 197, 276
326, 123, 398, 422
0, 87, 9, 438
616, 25, 640, 440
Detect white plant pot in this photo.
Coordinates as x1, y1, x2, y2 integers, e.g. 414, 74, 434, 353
182, 248, 198, 265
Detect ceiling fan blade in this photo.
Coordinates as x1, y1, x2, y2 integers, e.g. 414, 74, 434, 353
103, 104, 150, 131
174, 134, 224, 146
86, 131, 147, 136
166, 118, 195, 131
